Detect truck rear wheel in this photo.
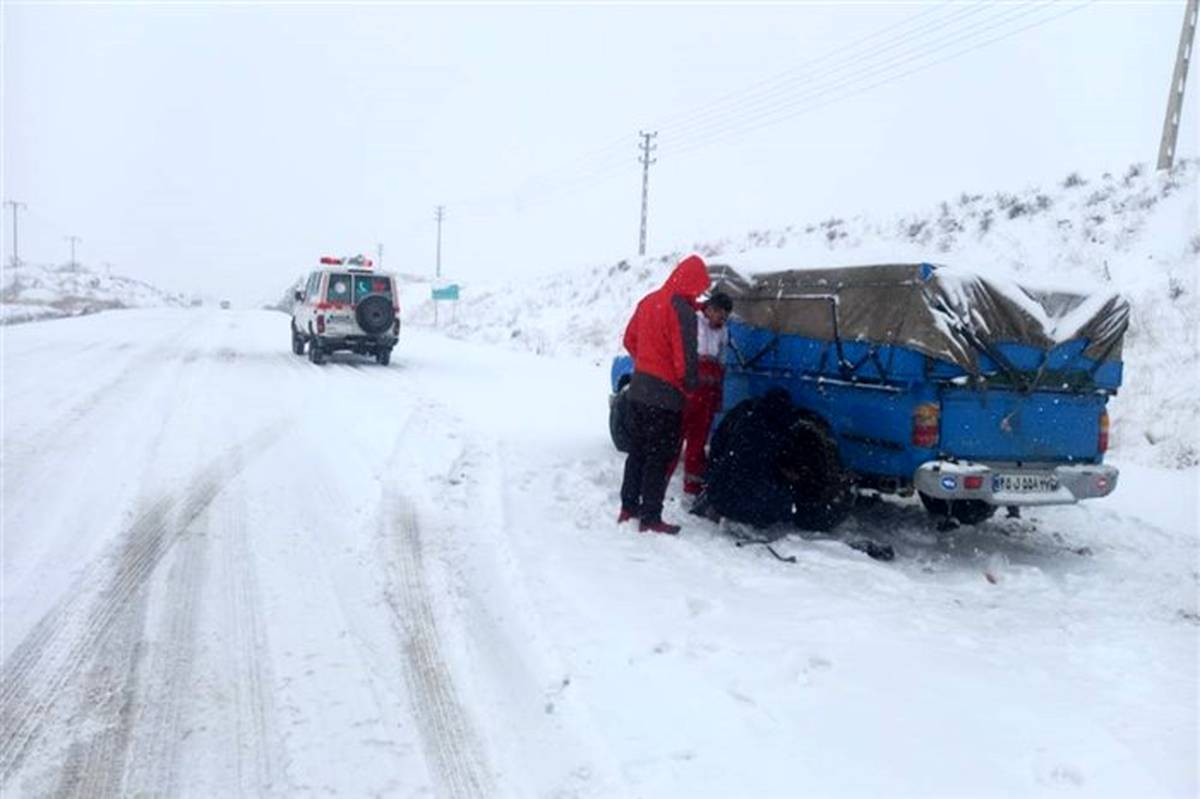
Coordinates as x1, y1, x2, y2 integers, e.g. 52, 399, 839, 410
308, 340, 326, 365
785, 416, 853, 532
919, 493, 997, 526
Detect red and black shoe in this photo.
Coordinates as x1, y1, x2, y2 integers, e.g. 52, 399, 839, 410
617, 507, 638, 524
639, 519, 681, 535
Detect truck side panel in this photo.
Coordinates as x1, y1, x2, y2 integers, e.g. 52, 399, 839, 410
722, 369, 935, 481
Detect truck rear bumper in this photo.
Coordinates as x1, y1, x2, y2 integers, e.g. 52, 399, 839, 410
914, 460, 1118, 506
315, 334, 396, 352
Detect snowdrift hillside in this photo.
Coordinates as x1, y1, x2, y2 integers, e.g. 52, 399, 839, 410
1, 263, 186, 324
424, 160, 1199, 469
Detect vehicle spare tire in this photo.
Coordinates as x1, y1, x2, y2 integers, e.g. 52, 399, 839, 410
609, 383, 634, 453
356, 295, 395, 335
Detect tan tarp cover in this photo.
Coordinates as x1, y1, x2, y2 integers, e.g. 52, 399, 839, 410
708, 263, 1129, 374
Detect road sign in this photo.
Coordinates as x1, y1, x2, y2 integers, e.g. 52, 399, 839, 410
431, 284, 460, 301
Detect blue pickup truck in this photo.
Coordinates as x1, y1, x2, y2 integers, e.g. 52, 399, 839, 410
610, 263, 1128, 529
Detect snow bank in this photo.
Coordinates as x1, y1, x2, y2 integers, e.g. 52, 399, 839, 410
420, 160, 1199, 469
1, 263, 186, 324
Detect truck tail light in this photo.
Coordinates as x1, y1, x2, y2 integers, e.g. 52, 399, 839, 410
964, 475, 984, 490
1099, 411, 1109, 454
912, 402, 940, 448
316, 314, 326, 334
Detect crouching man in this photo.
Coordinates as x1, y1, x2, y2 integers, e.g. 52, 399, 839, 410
676, 291, 733, 496
693, 389, 799, 528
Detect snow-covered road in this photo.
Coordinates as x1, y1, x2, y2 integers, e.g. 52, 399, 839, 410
2, 309, 1196, 797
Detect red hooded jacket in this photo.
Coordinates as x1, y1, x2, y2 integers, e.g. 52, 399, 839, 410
623, 254, 711, 410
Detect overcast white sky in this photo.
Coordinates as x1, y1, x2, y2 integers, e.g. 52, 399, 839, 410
3, 1, 1196, 303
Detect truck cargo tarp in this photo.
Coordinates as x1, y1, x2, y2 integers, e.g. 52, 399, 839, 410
709, 263, 1129, 374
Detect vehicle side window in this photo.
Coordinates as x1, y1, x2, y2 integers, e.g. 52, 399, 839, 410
305, 272, 321, 300
326, 273, 352, 304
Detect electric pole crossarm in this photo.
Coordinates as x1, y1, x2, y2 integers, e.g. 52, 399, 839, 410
1158, 0, 1198, 171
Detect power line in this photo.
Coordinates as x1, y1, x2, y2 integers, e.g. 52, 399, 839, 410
669, 0, 1096, 161
449, 3, 959, 215
441, 1, 1096, 222
646, 1, 987, 137
664, 1, 1060, 153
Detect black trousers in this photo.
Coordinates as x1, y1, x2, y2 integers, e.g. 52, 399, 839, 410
620, 400, 682, 523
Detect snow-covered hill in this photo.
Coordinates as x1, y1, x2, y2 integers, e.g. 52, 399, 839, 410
1, 263, 187, 325
423, 160, 1199, 469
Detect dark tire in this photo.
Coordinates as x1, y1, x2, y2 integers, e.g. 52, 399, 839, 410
609, 384, 634, 453
308, 339, 326, 365
356, 295, 395, 336
785, 416, 854, 532
291, 323, 305, 355
919, 493, 997, 525
376, 347, 391, 366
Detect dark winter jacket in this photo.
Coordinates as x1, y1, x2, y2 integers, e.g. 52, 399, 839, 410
623, 254, 711, 411
704, 390, 800, 528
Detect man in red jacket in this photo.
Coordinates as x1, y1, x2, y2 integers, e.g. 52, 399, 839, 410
618, 254, 711, 534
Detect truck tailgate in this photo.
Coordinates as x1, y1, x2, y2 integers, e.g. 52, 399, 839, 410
939, 388, 1105, 463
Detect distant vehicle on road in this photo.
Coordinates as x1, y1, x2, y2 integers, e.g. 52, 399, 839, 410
220, 300, 231, 310
291, 255, 400, 365
610, 263, 1127, 530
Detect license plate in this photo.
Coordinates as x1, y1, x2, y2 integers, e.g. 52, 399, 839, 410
993, 473, 1058, 493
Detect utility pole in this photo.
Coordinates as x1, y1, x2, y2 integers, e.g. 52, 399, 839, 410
4, 199, 27, 269
637, 131, 657, 256
433, 205, 445, 326
1158, 0, 1198, 170
434, 205, 444, 279
64, 235, 81, 270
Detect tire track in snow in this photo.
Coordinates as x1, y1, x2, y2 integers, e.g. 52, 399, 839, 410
2, 327, 191, 497
118, 509, 210, 797
124, 438, 281, 796
378, 416, 492, 799
216, 443, 281, 796
0, 424, 285, 781
51, 574, 151, 799
2, 360, 196, 789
